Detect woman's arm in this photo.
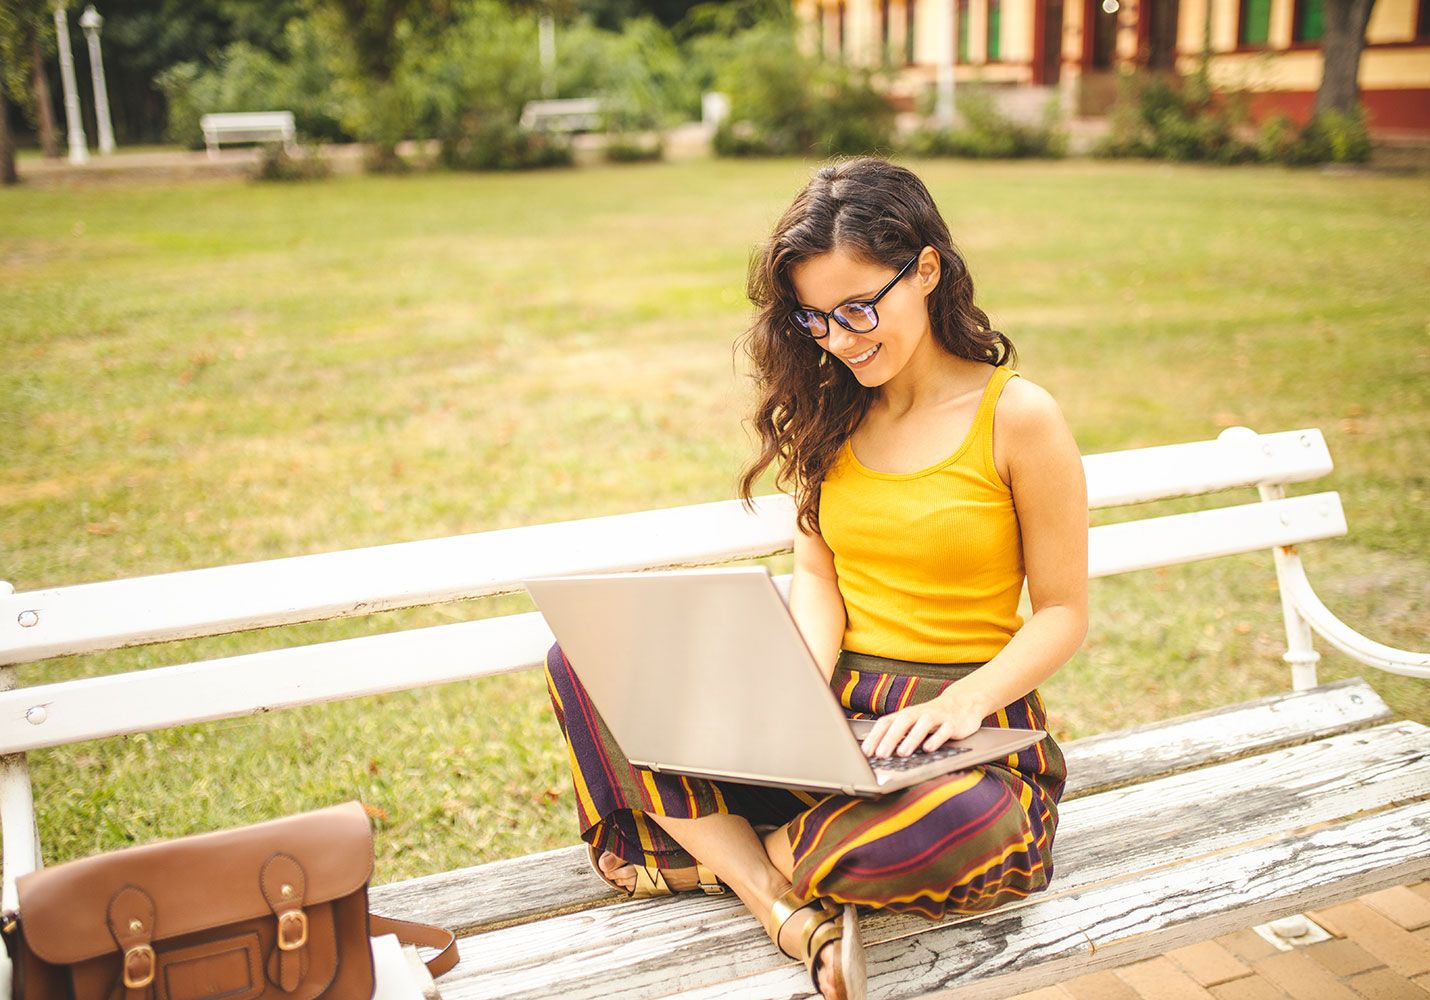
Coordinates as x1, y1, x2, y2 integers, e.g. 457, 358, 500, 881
862, 378, 1090, 757
788, 516, 848, 685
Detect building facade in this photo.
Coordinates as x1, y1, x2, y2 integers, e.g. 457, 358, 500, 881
793, 0, 1430, 134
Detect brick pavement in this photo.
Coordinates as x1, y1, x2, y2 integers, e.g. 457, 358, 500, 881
1010, 879, 1430, 1000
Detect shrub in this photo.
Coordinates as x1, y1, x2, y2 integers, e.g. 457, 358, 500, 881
1092, 67, 1258, 164
439, 119, 573, 171
604, 132, 664, 162
251, 142, 333, 182
1253, 106, 1373, 166
699, 23, 895, 158
904, 84, 1067, 159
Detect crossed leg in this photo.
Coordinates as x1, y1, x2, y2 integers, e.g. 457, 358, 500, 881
596, 814, 845, 999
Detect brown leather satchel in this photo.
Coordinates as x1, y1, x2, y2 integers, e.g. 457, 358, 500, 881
2, 801, 457, 1000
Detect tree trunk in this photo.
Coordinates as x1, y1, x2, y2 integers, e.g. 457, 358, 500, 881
1314, 0, 1376, 117
31, 36, 60, 159
0, 84, 18, 186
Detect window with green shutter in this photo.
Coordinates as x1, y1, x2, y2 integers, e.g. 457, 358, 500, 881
1293, 0, 1324, 41
987, 0, 1001, 59
957, 0, 970, 62
1239, 0, 1271, 45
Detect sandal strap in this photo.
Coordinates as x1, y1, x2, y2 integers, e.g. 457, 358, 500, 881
798, 902, 841, 961
770, 888, 838, 962
804, 918, 845, 995
695, 862, 727, 895
632, 864, 670, 896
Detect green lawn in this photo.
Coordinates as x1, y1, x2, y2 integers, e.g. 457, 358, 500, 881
1, 157, 1426, 883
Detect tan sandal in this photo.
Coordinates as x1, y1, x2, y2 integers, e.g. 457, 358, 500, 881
769, 886, 867, 1000
585, 843, 728, 898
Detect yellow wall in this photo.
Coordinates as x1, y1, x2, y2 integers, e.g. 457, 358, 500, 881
1368, 0, 1423, 43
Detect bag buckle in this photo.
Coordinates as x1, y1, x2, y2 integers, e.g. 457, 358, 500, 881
123, 944, 156, 988
277, 909, 308, 951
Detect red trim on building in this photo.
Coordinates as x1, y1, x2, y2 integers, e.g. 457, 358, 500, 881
1237, 87, 1430, 133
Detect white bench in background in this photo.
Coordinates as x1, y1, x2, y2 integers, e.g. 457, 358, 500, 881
199, 111, 298, 159
519, 98, 605, 134
2, 426, 1426, 998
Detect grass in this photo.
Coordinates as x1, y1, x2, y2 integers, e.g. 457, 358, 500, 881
1, 157, 1426, 883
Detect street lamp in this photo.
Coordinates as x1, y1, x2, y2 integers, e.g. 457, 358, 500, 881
78, 5, 115, 155
53, 3, 88, 164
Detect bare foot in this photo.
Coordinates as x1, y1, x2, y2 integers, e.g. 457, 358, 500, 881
595, 849, 709, 893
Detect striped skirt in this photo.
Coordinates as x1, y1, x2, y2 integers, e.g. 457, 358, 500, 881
543, 642, 1066, 920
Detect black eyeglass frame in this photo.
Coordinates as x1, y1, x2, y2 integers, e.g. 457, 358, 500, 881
788, 253, 921, 340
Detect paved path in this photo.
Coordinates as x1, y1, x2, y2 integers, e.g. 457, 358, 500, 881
1012, 878, 1430, 1000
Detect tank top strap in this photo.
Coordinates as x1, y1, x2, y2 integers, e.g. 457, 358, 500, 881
974, 365, 1020, 488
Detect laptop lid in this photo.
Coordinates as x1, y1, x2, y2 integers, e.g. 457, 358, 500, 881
525, 566, 1043, 797
527, 566, 875, 787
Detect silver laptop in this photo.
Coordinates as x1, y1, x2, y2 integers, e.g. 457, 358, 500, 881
524, 565, 1044, 798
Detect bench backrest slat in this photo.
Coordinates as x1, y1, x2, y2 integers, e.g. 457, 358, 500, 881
0, 495, 795, 666
0, 429, 1333, 667
1084, 428, 1331, 506
200, 112, 296, 130
1089, 491, 1345, 577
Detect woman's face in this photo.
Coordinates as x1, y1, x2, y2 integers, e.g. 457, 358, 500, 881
788, 245, 939, 388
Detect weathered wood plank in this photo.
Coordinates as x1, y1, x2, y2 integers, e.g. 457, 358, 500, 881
661, 802, 1430, 1000
1059, 676, 1392, 796
368, 679, 1394, 933
397, 721, 1430, 999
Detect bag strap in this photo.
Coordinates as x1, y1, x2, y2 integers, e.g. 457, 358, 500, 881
369, 913, 459, 979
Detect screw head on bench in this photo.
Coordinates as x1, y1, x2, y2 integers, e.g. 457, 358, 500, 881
17, 610, 38, 628
25, 706, 46, 725
1280, 512, 1292, 526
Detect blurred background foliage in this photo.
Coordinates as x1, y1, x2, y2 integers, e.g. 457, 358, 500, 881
1, 0, 1372, 170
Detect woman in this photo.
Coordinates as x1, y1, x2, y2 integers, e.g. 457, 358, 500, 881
544, 156, 1088, 1000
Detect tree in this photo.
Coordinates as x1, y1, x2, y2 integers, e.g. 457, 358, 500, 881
0, 0, 41, 184
31, 34, 59, 158
307, 0, 422, 170
1314, 0, 1376, 117
1, 81, 16, 185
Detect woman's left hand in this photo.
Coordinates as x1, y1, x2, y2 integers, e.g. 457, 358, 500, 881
860, 692, 988, 757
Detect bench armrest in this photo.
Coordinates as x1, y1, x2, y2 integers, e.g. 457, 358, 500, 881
1283, 558, 1430, 679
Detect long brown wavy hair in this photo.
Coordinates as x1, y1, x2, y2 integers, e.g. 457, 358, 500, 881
735, 156, 1016, 535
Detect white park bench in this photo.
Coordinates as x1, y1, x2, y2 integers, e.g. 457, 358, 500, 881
519, 98, 605, 134
1, 425, 1426, 998
199, 111, 298, 160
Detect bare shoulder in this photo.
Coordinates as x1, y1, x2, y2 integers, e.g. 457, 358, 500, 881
992, 373, 1079, 484
997, 373, 1071, 440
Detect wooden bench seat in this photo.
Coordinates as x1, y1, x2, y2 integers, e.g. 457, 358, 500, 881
365, 678, 1428, 998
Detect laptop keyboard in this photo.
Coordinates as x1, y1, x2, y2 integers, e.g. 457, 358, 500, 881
866, 744, 972, 772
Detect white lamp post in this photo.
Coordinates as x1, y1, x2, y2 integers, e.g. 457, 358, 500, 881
53, 3, 88, 164
538, 13, 555, 99
78, 5, 115, 155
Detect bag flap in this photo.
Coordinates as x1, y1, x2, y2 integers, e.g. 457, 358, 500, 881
15, 801, 372, 966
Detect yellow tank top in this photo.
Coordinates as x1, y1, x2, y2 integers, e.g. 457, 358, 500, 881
818, 365, 1024, 663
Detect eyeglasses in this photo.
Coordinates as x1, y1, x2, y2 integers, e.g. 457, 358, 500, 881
789, 253, 920, 340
